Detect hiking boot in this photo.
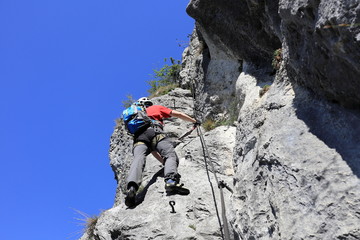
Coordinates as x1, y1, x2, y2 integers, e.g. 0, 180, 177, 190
165, 179, 190, 195
125, 186, 136, 207
165, 179, 176, 190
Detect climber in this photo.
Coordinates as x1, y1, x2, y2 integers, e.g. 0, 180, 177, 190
124, 97, 200, 207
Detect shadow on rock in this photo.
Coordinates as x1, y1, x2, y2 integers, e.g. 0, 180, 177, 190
130, 168, 165, 208
293, 87, 360, 178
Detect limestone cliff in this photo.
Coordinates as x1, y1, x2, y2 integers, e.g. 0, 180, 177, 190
81, 89, 237, 240
80, 0, 360, 239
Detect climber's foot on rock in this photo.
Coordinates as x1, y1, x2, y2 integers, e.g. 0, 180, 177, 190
165, 180, 190, 195
125, 186, 136, 207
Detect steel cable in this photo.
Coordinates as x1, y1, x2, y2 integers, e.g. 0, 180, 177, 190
189, 81, 231, 240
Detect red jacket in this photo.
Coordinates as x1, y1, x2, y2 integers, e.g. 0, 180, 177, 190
146, 105, 172, 124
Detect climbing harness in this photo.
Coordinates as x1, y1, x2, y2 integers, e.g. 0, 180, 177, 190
188, 81, 233, 240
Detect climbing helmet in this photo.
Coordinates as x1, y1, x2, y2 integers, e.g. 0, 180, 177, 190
137, 97, 153, 107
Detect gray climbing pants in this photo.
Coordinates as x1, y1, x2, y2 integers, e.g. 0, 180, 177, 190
126, 137, 179, 189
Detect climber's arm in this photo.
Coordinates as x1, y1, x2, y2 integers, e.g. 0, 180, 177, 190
170, 110, 197, 123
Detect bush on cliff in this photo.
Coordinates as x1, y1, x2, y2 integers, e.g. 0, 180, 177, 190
147, 57, 181, 97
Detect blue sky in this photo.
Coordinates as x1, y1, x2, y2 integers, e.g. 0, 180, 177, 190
0, 1, 194, 239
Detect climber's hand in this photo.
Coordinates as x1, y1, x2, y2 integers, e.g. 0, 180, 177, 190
193, 120, 201, 127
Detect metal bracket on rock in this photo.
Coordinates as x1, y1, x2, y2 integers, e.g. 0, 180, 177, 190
219, 180, 233, 193
169, 200, 176, 213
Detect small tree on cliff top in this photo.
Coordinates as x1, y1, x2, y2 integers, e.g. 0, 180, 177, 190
147, 57, 181, 97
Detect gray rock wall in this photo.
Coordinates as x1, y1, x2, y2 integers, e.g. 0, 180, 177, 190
231, 66, 360, 239
83, 88, 237, 240
186, 0, 282, 64
185, 0, 360, 238
279, 0, 360, 108
180, 25, 241, 122
187, 0, 360, 108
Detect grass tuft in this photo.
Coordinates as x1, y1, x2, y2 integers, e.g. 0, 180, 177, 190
188, 224, 196, 231
73, 209, 100, 239
149, 83, 179, 98
259, 85, 271, 97
202, 118, 217, 131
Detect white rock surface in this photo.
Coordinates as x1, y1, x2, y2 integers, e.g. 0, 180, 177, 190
86, 88, 236, 240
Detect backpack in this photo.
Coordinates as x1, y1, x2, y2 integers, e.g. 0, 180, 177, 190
122, 104, 152, 135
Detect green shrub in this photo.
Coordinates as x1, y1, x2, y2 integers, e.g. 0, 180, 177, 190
147, 58, 181, 97
215, 99, 239, 127
203, 118, 217, 131
149, 83, 178, 98
271, 48, 282, 70
216, 118, 233, 127
202, 99, 239, 131
226, 98, 239, 124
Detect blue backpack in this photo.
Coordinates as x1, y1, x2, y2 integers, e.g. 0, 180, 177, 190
122, 104, 152, 135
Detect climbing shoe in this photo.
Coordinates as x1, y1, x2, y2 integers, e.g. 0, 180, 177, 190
125, 186, 136, 207
165, 179, 190, 195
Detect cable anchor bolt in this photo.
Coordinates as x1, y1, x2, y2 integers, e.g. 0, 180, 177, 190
218, 180, 233, 193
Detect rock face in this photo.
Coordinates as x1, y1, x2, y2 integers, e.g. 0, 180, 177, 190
231, 66, 360, 240
184, 0, 360, 239
187, 0, 360, 108
80, 0, 360, 239
186, 0, 282, 65
81, 88, 237, 240
180, 27, 242, 122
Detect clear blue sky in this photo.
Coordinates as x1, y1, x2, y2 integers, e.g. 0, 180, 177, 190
0, 1, 194, 239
